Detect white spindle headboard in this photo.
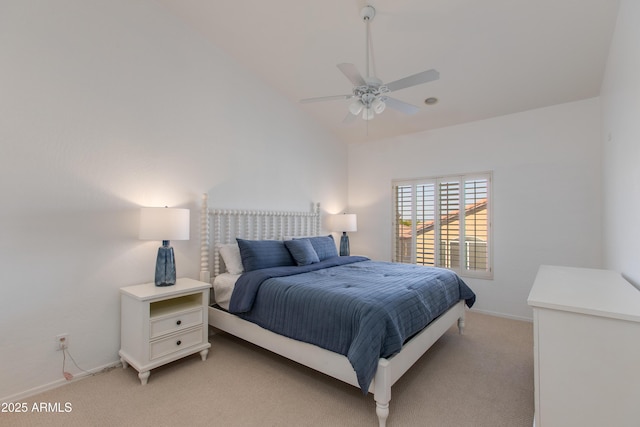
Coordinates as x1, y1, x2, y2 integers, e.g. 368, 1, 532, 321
199, 193, 321, 282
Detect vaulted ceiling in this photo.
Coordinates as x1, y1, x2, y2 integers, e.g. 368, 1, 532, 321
157, 0, 619, 143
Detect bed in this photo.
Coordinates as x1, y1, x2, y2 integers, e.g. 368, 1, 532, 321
199, 194, 475, 426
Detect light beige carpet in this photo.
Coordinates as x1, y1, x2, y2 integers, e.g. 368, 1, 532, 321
3, 311, 533, 426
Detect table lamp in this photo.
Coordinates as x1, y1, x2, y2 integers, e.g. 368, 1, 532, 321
139, 207, 190, 286
331, 214, 357, 256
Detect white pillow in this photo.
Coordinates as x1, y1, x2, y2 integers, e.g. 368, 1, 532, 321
218, 243, 244, 275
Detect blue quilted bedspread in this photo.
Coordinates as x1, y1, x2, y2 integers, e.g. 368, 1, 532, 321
228, 256, 475, 392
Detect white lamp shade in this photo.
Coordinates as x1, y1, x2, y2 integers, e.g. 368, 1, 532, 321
332, 214, 357, 232
139, 207, 190, 241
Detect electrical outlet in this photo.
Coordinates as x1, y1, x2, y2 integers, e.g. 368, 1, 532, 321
55, 334, 69, 351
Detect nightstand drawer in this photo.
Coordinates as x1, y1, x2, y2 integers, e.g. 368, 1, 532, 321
150, 327, 204, 360
150, 308, 203, 339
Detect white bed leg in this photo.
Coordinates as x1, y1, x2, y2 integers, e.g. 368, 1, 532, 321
373, 358, 391, 427
375, 401, 389, 427
458, 315, 465, 335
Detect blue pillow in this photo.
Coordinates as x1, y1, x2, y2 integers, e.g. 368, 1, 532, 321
295, 235, 338, 260
284, 239, 320, 266
236, 238, 295, 272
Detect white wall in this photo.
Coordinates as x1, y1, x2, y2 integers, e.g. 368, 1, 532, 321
601, 0, 640, 287
0, 0, 347, 400
348, 98, 602, 320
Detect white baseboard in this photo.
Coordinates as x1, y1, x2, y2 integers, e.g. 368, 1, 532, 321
1, 360, 121, 403
470, 308, 533, 323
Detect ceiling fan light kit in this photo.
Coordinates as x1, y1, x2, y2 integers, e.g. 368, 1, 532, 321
300, 5, 440, 123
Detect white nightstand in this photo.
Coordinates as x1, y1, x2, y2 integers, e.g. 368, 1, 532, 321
119, 278, 212, 385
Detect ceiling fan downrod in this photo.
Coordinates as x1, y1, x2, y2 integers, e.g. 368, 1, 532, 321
361, 5, 376, 79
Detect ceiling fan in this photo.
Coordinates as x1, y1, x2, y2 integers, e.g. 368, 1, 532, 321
300, 5, 440, 122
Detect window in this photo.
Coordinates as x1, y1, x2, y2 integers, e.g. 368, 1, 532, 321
393, 172, 492, 279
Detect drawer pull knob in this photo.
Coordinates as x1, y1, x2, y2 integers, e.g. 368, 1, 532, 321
176, 340, 182, 346
176, 320, 182, 326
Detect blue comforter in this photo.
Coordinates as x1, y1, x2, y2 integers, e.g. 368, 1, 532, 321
229, 256, 475, 392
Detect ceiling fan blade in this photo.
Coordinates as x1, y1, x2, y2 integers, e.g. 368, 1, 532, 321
337, 63, 367, 86
385, 69, 440, 93
383, 97, 421, 115
300, 94, 353, 104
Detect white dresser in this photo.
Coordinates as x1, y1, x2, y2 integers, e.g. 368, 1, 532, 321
528, 265, 640, 427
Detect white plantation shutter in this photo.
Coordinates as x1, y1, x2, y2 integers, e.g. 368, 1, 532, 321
394, 184, 413, 263
416, 183, 435, 266
392, 172, 492, 278
439, 180, 460, 269
464, 178, 489, 273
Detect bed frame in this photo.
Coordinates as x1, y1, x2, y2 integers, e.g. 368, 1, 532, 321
199, 193, 466, 427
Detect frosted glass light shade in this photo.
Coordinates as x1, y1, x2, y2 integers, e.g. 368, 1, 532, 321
349, 100, 364, 115
331, 214, 357, 232
363, 108, 374, 121
373, 98, 386, 114
139, 207, 190, 241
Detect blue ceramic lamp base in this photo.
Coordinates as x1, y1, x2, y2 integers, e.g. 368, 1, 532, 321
339, 232, 350, 256
155, 240, 176, 287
